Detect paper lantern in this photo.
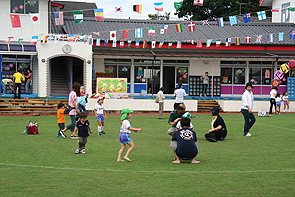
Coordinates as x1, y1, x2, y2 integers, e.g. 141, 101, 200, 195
280, 63, 290, 74
274, 70, 284, 80
288, 60, 295, 70
271, 79, 280, 88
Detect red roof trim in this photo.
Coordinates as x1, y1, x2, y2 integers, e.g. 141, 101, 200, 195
51, 2, 64, 8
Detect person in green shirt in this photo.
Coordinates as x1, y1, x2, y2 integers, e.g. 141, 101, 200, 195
1, 79, 13, 94
167, 103, 186, 136
13, 68, 24, 99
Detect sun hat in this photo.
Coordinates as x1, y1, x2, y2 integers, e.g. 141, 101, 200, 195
210, 106, 220, 116
97, 96, 105, 101
121, 108, 134, 120
182, 112, 191, 118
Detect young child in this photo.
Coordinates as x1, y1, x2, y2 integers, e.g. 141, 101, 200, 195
73, 112, 93, 154
94, 96, 107, 135
176, 112, 194, 130
57, 102, 65, 137
117, 108, 142, 162
275, 93, 282, 114
76, 88, 89, 121
282, 92, 290, 112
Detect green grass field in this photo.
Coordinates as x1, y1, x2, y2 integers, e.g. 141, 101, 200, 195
0, 113, 294, 196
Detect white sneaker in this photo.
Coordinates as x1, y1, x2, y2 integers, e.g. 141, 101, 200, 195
287, 110, 290, 112
81, 149, 86, 154
245, 133, 252, 137
283, 110, 285, 112
75, 149, 80, 154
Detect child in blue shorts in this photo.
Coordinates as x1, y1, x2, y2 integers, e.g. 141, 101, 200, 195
117, 108, 142, 162
94, 97, 107, 135
275, 93, 282, 114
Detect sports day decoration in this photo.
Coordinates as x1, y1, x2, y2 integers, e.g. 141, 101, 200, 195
96, 78, 128, 97
280, 63, 290, 74
288, 60, 295, 70
274, 70, 284, 81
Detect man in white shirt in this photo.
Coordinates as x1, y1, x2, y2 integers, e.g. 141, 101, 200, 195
240, 83, 256, 137
173, 83, 187, 109
269, 87, 277, 114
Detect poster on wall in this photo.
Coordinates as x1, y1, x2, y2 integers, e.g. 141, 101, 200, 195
96, 77, 128, 97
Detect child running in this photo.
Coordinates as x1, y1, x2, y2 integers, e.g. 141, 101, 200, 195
275, 93, 282, 114
117, 108, 142, 162
57, 102, 65, 137
94, 96, 107, 135
73, 112, 93, 154
282, 92, 290, 112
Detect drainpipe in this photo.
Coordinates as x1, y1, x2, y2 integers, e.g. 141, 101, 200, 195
151, 51, 156, 98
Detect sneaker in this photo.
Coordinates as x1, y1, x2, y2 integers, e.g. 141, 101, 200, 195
101, 131, 106, 134
245, 133, 252, 137
283, 110, 285, 112
56, 134, 63, 137
60, 131, 66, 138
75, 149, 80, 154
287, 110, 290, 112
200, 94, 202, 98
71, 136, 78, 139
81, 149, 86, 154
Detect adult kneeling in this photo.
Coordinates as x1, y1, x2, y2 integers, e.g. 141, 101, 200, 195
205, 106, 227, 142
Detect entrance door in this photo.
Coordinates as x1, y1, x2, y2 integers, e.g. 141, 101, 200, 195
146, 66, 160, 95
163, 66, 175, 94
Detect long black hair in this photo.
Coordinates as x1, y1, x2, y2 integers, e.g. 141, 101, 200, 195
72, 82, 81, 97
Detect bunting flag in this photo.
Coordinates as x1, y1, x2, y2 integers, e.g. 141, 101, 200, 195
122, 30, 129, 39
190, 40, 194, 44
115, 7, 122, 12
243, 13, 251, 23
18, 37, 24, 45
104, 39, 108, 46
290, 31, 295, 39
133, 4, 142, 14
245, 36, 251, 43
154, 2, 163, 11
92, 32, 100, 36
42, 35, 48, 44
168, 41, 173, 48
88, 38, 93, 45
229, 16, 237, 26
112, 40, 116, 47
257, 11, 266, 20
160, 25, 168, 34
177, 41, 182, 48
235, 37, 240, 46
68, 34, 74, 42
288, 7, 295, 12
226, 38, 231, 46
152, 41, 156, 49
196, 40, 202, 48
256, 35, 262, 43
54, 12, 64, 25
10, 14, 21, 28
135, 41, 139, 48
74, 10, 83, 23
6, 37, 14, 44
216, 39, 221, 47
159, 41, 164, 48
55, 35, 61, 43
202, 20, 209, 25
194, 0, 203, 6
174, 1, 183, 10
267, 34, 273, 42
74, 36, 79, 42
110, 31, 116, 40
79, 34, 86, 41
206, 39, 212, 47
216, 18, 224, 27
188, 22, 195, 32
31, 36, 38, 45
278, 32, 284, 41
142, 41, 147, 48
128, 40, 132, 48
30, 13, 40, 25
135, 28, 142, 38
175, 24, 183, 32
271, 8, 279, 12
96, 39, 100, 46
148, 27, 155, 36
120, 40, 124, 47
94, 8, 104, 21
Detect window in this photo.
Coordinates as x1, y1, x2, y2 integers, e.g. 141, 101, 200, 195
221, 67, 232, 84
11, 0, 39, 14
176, 67, 188, 83
281, 2, 290, 22
234, 68, 245, 84
2, 62, 16, 72
134, 66, 146, 83
105, 65, 117, 77
118, 66, 130, 82
249, 67, 261, 85
262, 68, 272, 85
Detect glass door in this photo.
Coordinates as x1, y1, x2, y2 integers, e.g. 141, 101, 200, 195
163, 66, 175, 94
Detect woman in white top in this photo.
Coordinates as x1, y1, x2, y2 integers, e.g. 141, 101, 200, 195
157, 87, 165, 119
240, 83, 256, 137
269, 87, 277, 114
173, 83, 187, 110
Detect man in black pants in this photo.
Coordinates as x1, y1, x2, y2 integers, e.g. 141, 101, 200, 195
13, 68, 24, 99
269, 87, 277, 114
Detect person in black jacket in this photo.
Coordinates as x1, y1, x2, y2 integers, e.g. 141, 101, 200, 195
205, 106, 227, 142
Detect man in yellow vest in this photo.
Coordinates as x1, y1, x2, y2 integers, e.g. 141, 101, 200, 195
13, 68, 24, 99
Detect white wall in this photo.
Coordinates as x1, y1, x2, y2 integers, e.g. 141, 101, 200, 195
272, 0, 295, 23
93, 58, 104, 73
190, 60, 220, 76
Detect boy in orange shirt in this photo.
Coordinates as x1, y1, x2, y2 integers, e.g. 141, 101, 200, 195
57, 103, 65, 137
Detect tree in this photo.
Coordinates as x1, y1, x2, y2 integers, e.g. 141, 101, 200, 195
176, 0, 271, 21
148, 12, 170, 20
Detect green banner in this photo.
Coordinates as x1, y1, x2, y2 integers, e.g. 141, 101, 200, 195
174, 2, 183, 10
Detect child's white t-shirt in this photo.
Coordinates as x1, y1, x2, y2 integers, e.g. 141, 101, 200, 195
282, 95, 289, 101
275, 97, 281, 102
94, 104, 104, 114
176, 121, 194, 130
120, 119, 131, 133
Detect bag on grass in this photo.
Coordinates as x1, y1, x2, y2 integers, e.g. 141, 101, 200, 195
64, 104, 73, 114
258, 111, 266, 117
24, 120, 39, 134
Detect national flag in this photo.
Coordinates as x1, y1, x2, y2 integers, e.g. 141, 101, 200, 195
133, 4, 142, 14
271, 8, 279, 12
175, 24, 183, 32
256, 35, 262, 43
196, 40, 202, 48
152, 41, 156, 49
120, 40, 124, 47
55, 35, 61, 43
48, 34, 54, 41
190, 40, 194, 44
257, 11, 266, 20
104, 39, 108, 46
194, 0, 203, 6
92, 32, 100, 36
216, 18, 223, 27
229, 16, 237, 26
279, 32, 284, 41
42, 35, 48, 44
235, 37, 240, 46
135, 41, 139, 48
188, 22, 195, 32
245, 36, 251, 43
73, 10, 83, 23
168, 41, 173, 48
67, 34, 74, 42
79, 34, 86, 41
206, 39, 212, 47
142, 41, 147, 48
18, 37, 24, 45
174, 1, 183, 10
30, 13, 40, 25
288, 7, 295, 12
154, 2, 163, 11
216, 39, 221, 47
54, 12, 64, 25
148, 27, 155, 36
115, 7, 122, 12
159, 41, 164, 48
128, 40, 132, 48
122, 30, 129, 39
89, 38, 93, 45
112, 40, 116, 47
6, 37, 14, 44
110, 31, 116, 40
243, 13, 251, 23
267, 34, 273, 42
290, 31, 295, 39
10, 14, 21, 28
74, 36, 79, 42
96, 39, 100, 46
31, 36, 38, 45
202, 20, 209, 25
94, 8, 104, 21
135, 28, 142, 38
226, 38, 231, 46
160, 25, 168, 34
177, 41, 182, 48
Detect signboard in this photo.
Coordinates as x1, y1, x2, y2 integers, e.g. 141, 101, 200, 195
96, 77, 128, 96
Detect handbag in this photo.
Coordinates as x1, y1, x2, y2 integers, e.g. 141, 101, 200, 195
26, 120, 39, 134
155, 96, 159, 103
64, 104, 73, 114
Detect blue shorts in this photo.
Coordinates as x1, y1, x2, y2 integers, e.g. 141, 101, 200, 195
96, 114, 104, 122
119, 132, 132, 144
276, 102, 281, 107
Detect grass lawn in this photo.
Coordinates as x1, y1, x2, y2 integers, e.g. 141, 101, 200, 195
0, 113, 294, 196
